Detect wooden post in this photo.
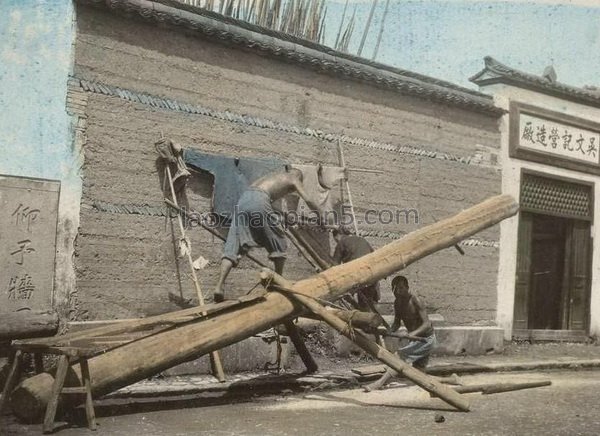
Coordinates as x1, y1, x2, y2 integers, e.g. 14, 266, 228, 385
284, 321, 318, 374
337, 141, 359, 234
10, 195, 517, 421
165, 165, 225, 382
262, 271, 470, 412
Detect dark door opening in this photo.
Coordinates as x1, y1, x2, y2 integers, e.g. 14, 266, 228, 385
528, 215, 566, 330
514, 212, 591, 336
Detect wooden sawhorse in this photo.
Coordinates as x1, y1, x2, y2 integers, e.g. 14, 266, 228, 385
0, 344, 97, 433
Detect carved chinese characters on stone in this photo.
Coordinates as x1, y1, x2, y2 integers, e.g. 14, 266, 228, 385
0, 175, 60, 312
519, 113, 600, 164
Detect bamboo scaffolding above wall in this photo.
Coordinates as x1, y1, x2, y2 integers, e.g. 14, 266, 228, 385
175, 0, 388, 59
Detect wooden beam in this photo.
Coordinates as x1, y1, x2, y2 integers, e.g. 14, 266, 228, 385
0, 311, 58, 340
263, 270, 470, 412
284, 322, 318, 373
10, 195, 517, 421
15, 297, 258, 348
288, 227, 332, 270
451, 380, 552, 395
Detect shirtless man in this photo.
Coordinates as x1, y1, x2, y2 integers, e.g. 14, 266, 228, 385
213, 167, 323, 302
364, 275, 436, 391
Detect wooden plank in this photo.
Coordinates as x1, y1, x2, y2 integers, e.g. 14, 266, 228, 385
351, 364, 386, 376
16, 295, 262, 348
0, 311, 58, 340
452, 380, 552, 395
283, 228, 320, 271
288, 227, 332, 270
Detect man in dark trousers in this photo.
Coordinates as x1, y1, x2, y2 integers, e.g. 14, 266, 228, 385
364, 275, 436, 391
332, 228, 380, 311
213, 167, 323, 302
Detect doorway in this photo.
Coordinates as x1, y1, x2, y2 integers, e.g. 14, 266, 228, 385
528, 214, 566, 330
513, 172, 593, 339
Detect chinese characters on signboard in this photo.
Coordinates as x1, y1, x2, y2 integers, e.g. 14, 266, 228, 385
0, 176, 60, 313
519, 113, 600, 165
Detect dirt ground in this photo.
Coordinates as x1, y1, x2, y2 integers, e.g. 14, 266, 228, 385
3, 369, 599, 435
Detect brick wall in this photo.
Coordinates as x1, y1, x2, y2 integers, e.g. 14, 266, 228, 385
72, 6, 501, 324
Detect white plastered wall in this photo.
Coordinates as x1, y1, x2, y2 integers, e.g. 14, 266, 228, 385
480, 83, 600, 340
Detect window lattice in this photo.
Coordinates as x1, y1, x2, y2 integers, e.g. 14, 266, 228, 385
520, 174, 591, 220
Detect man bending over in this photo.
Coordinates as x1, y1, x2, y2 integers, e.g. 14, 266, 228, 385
213, 167, 323, 302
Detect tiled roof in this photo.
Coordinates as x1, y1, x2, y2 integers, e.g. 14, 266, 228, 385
470, 56, 600, 109
76, 0, 503, 116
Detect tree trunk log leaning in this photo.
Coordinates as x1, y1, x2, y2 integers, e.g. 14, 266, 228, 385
269, 272, 470, 412
10, 194, 517, 422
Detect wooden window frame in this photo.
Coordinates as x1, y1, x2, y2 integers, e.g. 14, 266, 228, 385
519, 168, 595, 222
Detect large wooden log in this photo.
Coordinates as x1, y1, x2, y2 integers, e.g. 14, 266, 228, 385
10, 195, 517, 421
271, 272, 470, 411
0, 311, 58, 340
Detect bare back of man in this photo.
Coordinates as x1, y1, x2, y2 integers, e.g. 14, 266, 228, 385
251, 169, 319, 208
213, 168, 323, 302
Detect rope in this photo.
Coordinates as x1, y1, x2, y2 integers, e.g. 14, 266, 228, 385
267, 283, 358, 341
244, 281, 263, 296
268, 284, 347, 311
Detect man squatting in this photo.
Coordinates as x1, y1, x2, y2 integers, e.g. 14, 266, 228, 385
365, 275, 436, 391
213, 167, 324, 302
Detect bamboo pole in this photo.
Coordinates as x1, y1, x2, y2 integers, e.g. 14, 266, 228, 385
165, 166, 225, 382
334, 0, 350, 48
337, 141, 359, 234
372, 0, 390, 61
10, 195, 517, 421
288, 227, 332, 270
283, 228, 321, 271
357, 0, 379, 56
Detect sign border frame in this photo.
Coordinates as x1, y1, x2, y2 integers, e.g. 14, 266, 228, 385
509, 101, 600, 175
